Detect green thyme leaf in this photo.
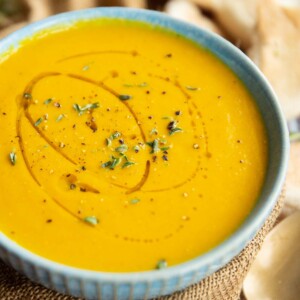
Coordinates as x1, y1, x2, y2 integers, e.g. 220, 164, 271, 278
130, 198, 140, 204
106, 132, 122, 147
186, 86, 200, 91
34, 117, 43, 127
115, 144, 128, 153
169, 127, 183, 136
119, 94, 132, 101
81, 102, 99, 111
146, 139, 160, 154
73, 102, 99, 115
44, 98, 53, 105
82, 65, 90, 71
122, 161, 135, 168
110, 157, 121, 169
167, 120, 178, 131
9, 152, 16, 166
133, 145, 140, 152
73, 103, 81, 114
111, 131, 121, 139
160, 146, 170, 151
150, 127, 158, 135
83, 216, 99, 226
119, 153, 128, 161
101, 161, 112, 168
156, 259, 168, 270
56, 114, 64, 122
152, 139, 160, 153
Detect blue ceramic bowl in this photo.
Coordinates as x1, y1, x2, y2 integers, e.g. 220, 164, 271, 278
0, 7, 289, 300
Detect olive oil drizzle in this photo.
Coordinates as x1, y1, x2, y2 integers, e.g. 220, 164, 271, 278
57, 50, 139, 63
14, 51, 209, 243
18, 72, 149, 193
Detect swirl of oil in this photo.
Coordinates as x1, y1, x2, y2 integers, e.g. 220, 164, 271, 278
17, 51, 209, 242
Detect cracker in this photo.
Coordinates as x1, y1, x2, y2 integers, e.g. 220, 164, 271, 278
248, 0, 300, 119
165, 0, 223, 34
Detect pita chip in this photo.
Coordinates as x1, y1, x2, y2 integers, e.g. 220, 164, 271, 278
244, 211, 300, 300
165, 0, 223, 34
248, 0, 300, 119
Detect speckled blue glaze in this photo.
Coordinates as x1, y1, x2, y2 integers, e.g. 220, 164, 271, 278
0, 8, 289, 300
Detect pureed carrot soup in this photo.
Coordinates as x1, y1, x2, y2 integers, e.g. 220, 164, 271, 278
0, 20, 268, 272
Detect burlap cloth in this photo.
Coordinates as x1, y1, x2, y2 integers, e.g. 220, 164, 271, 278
0, 191, 284, 300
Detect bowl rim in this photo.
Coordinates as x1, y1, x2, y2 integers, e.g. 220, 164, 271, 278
0, 7, 289, 282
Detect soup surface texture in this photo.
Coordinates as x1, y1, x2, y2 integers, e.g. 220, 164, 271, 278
0, 20, 268, 272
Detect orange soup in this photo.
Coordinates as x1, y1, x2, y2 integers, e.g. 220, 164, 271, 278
0, 20, 268, 271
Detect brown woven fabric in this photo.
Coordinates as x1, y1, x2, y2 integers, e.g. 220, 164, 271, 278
0, 192, 284, 300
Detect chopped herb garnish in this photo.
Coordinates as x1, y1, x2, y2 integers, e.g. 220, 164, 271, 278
156, 259, 168, 270
106, 132, 122, 147
73, 102, 99, 115
169, 127, 183, 136
186, 86, 200, 91
133, 145, 140, 153
160, 146, 170, 151
44, 98, 53, 105
56, 114, 64, 122
84, 216, 99, 226
101, 161, 112, 168
115, 144, 128, 153
23, 93, 32, 99
290, 132, 300, 142
81, 102, 99, 111
34, 117, 43, 127
111, 131, 122, 139
110, 157, 121, 169
82, 65, 90, 71
119, 94, 132, 101
130, 198, 140, 204
167, 121, 178, 131
9, 152, 16, 166
162, 116, 172, 120
147, 139, 160, 154
119, 153, 128, 161
122, 161, 135, 168
150, 127, 158, 135
73, 103, 81, 114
